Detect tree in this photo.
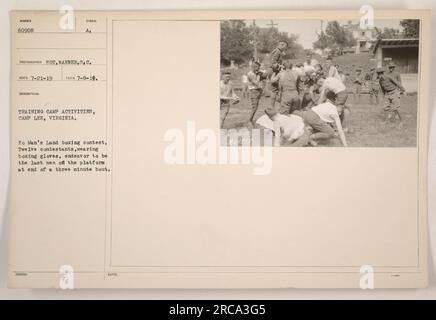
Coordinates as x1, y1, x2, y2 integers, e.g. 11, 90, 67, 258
400, 19, 420, 38
247, 21, 260, 60
312, 21, 356, 55
313, 31, 330, 51
324, 21, 356, 53
286, 33, 305, 59
220, 20, 305, 66
220, 20, 252, 65
256, 27, 303, 58
375, 27, 401, 39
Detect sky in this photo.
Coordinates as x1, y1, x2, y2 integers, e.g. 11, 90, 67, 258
251, 19, 405, 49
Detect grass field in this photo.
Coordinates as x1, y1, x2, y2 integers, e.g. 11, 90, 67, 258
222, 52, 417, 147
222, 92, 417, 147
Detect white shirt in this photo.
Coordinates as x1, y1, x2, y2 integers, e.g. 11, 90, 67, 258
312, 101, 340, 124
328, 65, 342, 81
256, 114, 275, 131
220, 80, 237, 100
340, 74, 347, 83
256, 114, 305, 141
303, 62, 315, 74
322, 77, 346, 94
291, 67, 304, 77
242, 74, 248, 84
246, 71, 262, 90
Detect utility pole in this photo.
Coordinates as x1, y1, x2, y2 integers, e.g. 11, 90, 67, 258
251, 20, 258, 61
267, 20, 278, 29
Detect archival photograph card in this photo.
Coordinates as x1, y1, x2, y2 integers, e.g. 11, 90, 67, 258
8, 9, 430, 288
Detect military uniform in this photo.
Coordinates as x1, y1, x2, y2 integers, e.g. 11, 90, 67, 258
378, 70, 403, 112
293, 109, 335, 139
267, 47, 285, 109
386, 62, 405, 91
387, 69, 403, 86
279, 70, 300, 115
220, 79, 239, 127
246, 70, 264, 122
368, 69, 380, 104
352, 69, 364, 98
270, 47, 284, 72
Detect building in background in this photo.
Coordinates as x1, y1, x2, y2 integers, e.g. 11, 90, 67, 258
372, 38, 419, 93
343, 21, 377, 54
372, 38, 419, 73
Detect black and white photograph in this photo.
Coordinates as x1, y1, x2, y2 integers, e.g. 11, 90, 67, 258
2, 2, 434, 300
220, 19, 420, 147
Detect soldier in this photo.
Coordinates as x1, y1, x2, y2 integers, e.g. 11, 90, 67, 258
314, 63, 323, 77
292, 62, 305, 77
341, 69, 348, 84
256, 106, 309, 147
302, 72, 320, 109
317, 76, 348, 108
292, 89, 337, 147
368, 67, 380, 105
267, 40, 288, 110
352, 67, 365, 103
278, 60, 300, 115
270, 40, 288, 72
326, 56, 341, 81
387, 62, 404, 88
220, 71, 240, 128
376, 67, 406, 127
311, 90, 348, 147
246, 61, 267, 124
296, 71, 310, 109
317, 76, 352, 133
303, 55, 316, 74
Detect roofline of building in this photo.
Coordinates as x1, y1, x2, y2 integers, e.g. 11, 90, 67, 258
377, 38, 419, 42
372, 38, 419, 54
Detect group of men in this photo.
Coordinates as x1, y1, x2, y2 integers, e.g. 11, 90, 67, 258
219, 40, 406, 147
346, 62, 405, 108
